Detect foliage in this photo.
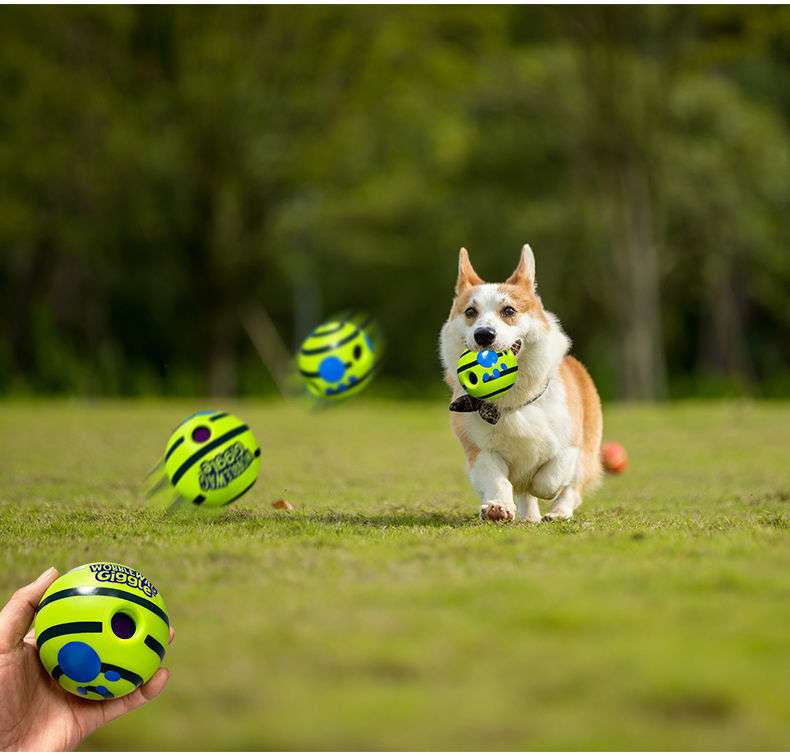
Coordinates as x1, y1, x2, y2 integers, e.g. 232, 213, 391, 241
0, 7, 788, 398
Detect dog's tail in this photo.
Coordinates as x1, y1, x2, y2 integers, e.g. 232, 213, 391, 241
601, 441, 628, 474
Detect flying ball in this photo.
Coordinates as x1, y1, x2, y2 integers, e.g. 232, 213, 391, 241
164, 410, 261, 507
457, 348, 519, 400
34, 562, 169, 700
602, 441, 628, 474
297, 317, 378, 399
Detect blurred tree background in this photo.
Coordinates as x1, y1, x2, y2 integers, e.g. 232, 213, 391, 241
1, 5, 788, 400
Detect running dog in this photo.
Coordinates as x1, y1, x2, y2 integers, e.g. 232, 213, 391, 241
439, 245, 603, 522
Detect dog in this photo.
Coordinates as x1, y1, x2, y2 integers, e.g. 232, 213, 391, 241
439, 244, 603, 522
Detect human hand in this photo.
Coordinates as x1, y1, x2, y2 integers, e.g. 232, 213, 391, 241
0, 568, 173, 751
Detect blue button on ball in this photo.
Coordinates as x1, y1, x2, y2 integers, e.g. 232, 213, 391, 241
58, 641, 101, 683
477, 350, 498, 368
318, 355, 346, 383
104, 670, 121, 682
492, 368, 500, 378
500, 362, 508, 371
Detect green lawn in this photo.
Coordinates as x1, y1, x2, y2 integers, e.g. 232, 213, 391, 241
1, 399, 789, 750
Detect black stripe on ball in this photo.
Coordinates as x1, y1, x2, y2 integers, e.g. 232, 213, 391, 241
37, 587, 169, 626
101, 662, 144, 688
164, 436, 184, 462
83, 685, 114, 699
222, 478, 257, 507
37, 621, 102, 648
475, 365, 518, 384
170, 424, 250, 486
477, 383, 516, 401
144, 634, 166, 660
53, 661, 142, 689
300, 327, 359, 355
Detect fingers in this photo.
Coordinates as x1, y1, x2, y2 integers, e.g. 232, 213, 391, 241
91, 668, 171, 727
169, 626, 175, 645
138, 667, 171, 702
0, 567, 59, 652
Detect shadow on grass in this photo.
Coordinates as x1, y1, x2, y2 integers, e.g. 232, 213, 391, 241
218, 508, 476, 529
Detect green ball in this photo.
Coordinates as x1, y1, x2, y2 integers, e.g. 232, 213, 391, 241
297, 319, 378, 399
164, 411, 261, 507
457, 348, 519, 400
34, 562, 169, 700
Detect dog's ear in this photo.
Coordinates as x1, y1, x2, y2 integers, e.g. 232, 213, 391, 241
455, 247, 483, 294
505, 244, 536, 290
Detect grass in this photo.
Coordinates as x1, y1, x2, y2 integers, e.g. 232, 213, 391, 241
1, 398, 789, 750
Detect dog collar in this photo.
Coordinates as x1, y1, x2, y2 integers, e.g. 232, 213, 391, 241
449, 379, 551, 425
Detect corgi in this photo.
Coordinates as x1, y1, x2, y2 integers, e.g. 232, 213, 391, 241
439, 244, 603, 522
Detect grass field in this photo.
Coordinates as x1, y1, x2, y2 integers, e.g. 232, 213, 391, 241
1, 399, 789, 750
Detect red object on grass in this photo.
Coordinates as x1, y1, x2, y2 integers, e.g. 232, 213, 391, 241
602, 441, 628, 474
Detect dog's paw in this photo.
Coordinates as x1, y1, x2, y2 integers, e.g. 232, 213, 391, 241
481, 501, 517, 522
541, 510, 573, 522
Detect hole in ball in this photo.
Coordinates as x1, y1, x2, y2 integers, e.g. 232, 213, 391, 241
468, 373, 478, 385
111, 612, 136, 639
353, 344, 362, 360
192, 425, 211, 443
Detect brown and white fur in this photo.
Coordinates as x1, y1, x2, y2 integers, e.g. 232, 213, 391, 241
440, 245, 603, 522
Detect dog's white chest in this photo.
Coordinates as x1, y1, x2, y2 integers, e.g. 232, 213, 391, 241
465, 390, 570, 484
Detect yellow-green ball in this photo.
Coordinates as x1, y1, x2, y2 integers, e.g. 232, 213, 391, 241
34, 562, 169, 700
297, 319, 378, 399
457, 348, 519, 400
164, 411, 260, 507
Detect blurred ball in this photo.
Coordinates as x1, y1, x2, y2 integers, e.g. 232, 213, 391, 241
602, 441, 628, 474
164, 411, 260, 507
297, 318, 378, 399
34, 562, 169, 700
457, 348, 518, 400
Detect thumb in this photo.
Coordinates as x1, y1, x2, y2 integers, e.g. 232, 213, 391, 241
0, 567, 59, 652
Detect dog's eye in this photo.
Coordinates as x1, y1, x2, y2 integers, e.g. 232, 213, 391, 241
464, 307, 477, 318
502, 306, 516, 318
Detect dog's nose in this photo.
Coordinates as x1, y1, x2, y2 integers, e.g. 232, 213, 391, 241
474, 327, 496, 347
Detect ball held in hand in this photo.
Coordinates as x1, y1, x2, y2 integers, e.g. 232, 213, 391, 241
164, 410, 261, 507
34, 562, 169, 700
457, 348, 519, 400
